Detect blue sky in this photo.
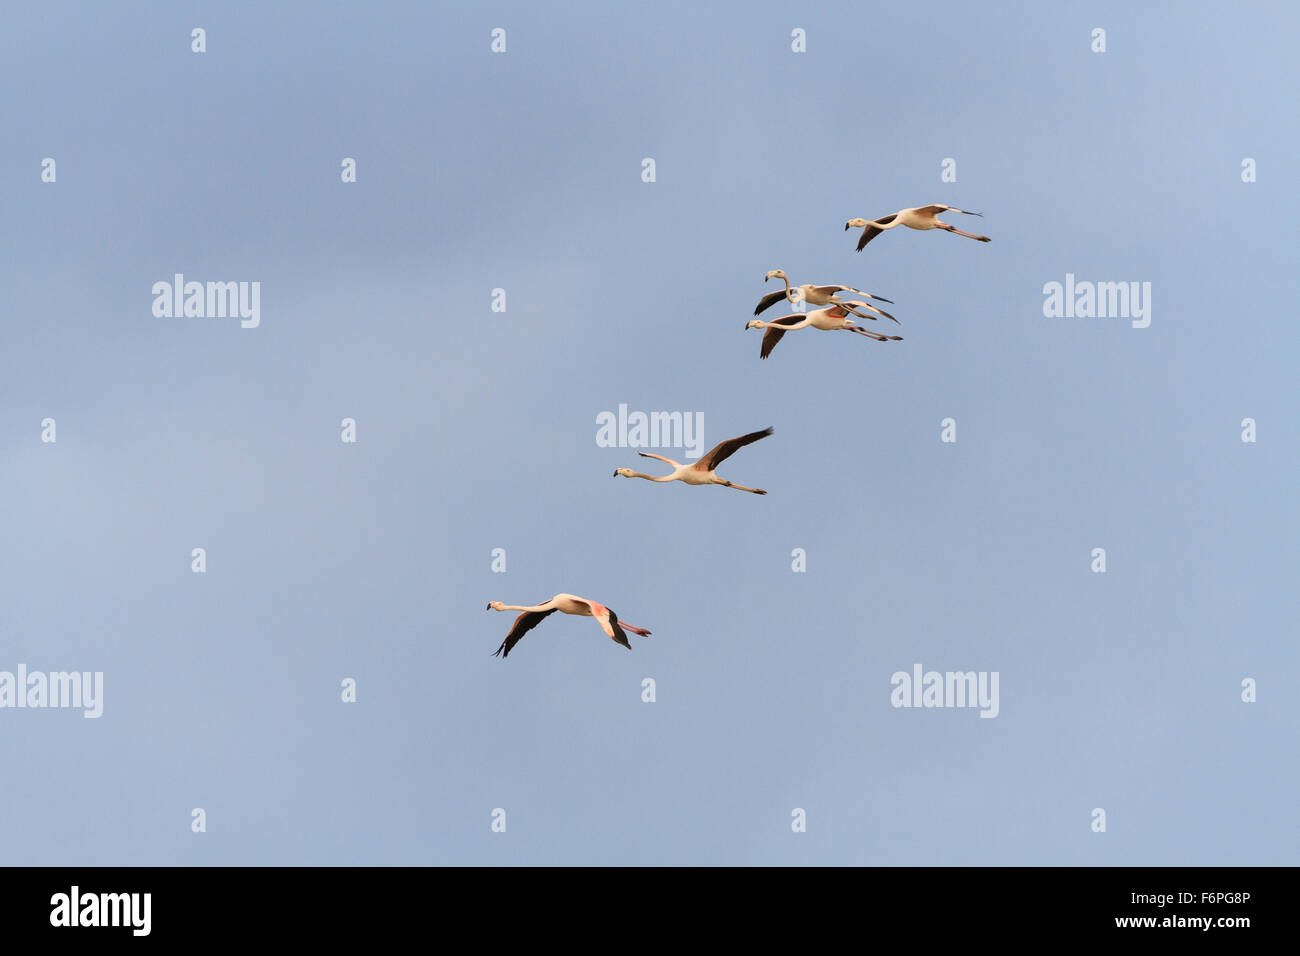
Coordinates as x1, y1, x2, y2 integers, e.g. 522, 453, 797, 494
2, 1, 1296, 865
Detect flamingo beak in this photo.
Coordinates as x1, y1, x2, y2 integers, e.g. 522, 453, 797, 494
611, 470, 618, 477
843, 222, 850, 230
484, 603, 491, 610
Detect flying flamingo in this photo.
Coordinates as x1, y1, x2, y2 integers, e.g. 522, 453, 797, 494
754, 269, 898, 323
845, 205, 992, 251
486, 593, 652, 658
745, 302, 902, 359
614, 427, 774, 495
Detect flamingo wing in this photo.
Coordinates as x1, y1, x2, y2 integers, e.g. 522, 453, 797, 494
813, 284, 894, 305
601, 609, 632, 650
918, 204, 982, 217
753, 288, 790, 316
839, 299, 898, 323
856, 214, 895, 251
759, 315, 805, 360
493, 607, 558, 658
697, 427, 774, 471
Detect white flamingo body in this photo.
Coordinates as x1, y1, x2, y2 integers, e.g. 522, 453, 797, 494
845, 204, 991, 251
614, 427, 774, 495
806, 307, 859, 331
486, 593, 652, 658
668, 464, 715, 486
746, 302, 902, 359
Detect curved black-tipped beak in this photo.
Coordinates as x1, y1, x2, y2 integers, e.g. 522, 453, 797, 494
611, 470, 618, 477
763, 275, 770, 282
484, 603, 491, 610
843, 222, 850, 231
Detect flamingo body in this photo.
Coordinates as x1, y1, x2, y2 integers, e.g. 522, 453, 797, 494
486, 593, 652, 658
845, 204, 991, 250
614, 427, 774, 495
746, 303, 902, 359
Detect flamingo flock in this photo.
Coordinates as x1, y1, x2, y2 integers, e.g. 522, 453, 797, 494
744, 205, 992, 359
489, 201, 991, 658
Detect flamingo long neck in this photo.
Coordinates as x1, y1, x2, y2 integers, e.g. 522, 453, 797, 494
627, 471, 674, 482
498, 601, 552, 612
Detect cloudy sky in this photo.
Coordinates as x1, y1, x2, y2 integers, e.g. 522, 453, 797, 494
2, 1, 1296, 865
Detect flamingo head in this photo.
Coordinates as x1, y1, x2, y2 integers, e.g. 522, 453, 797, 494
613, 468, 635, 478
845, 218, 869, 230
744, 320, 763, 330
764, 269, 786, 283
486, 601, 504, 611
